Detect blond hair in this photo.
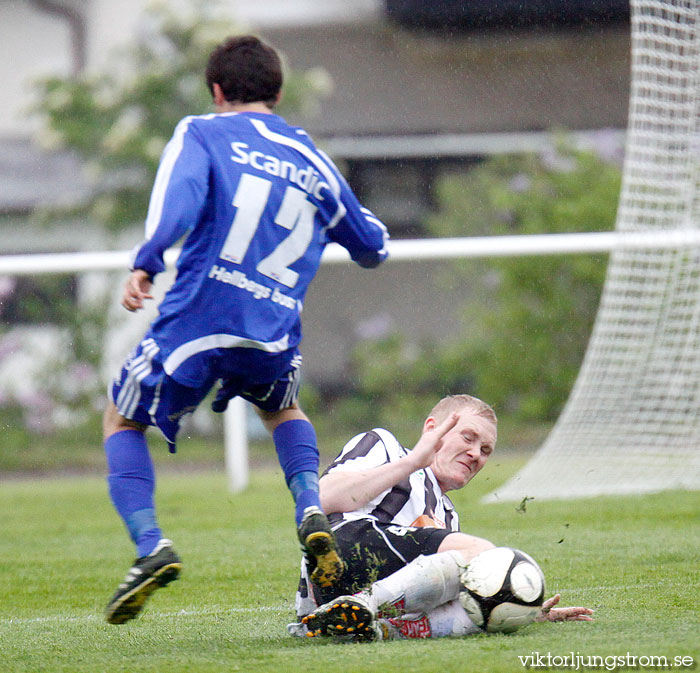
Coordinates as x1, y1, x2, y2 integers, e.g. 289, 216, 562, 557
428, 394, 497, 425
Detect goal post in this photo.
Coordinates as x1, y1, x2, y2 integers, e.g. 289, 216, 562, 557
486, 0, 700, 502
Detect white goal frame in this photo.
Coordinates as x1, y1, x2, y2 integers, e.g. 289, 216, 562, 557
4, 229, 700, 491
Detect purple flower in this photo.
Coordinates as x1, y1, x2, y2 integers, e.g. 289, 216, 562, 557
355, 313, 395, 341
587, 129, 625, 166
540, 147, 577, 173
509, 174, 531, 193
0, 276, 16, 300
0, 332, 21, 360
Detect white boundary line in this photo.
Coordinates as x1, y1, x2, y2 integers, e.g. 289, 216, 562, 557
1, 581, 687, 626
0, 604, 288, 626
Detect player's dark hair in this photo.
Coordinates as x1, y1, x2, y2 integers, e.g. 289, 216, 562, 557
206, 35, 283, 107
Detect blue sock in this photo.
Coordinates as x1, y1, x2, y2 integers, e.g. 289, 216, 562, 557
289, 471, 321, 522
272, 419, 322, 524
105, 430, 162, 558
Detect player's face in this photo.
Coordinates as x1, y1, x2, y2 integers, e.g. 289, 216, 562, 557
428, 408, 497, 492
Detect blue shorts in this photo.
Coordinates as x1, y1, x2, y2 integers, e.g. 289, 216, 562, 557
110, 336, 302, 450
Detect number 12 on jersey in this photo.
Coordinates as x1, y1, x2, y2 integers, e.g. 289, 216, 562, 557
219, 172, 318, 289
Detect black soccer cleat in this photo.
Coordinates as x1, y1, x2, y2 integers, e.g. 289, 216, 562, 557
105, 538, 182, 624
297, 506, 345, 588
301, 594, 378, 641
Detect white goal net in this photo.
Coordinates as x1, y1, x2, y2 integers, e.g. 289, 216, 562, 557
488, 0, 700, 501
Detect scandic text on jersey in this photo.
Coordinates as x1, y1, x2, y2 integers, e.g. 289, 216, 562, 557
230, 142, 330, 199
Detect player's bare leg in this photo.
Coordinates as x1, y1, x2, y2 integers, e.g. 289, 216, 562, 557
436, 531, 494, 561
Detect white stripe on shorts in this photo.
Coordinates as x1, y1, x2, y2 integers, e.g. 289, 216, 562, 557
280, 358, 302, 409
116, 339, 160, 420
115, 355, 146, 413
370, 519, 408, 564
163, 333, 289, 377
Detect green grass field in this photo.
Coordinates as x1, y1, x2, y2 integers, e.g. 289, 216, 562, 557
1, 456, 697, 673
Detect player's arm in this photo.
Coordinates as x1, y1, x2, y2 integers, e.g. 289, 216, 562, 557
327, 202, 389, 269
535, 594, 594, 622
320, 458, 419, 514
318, 152, 389, 268
129, 118, 210, 282
320, 413, 458, 513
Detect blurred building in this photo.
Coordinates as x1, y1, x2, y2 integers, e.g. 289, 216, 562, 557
0, 0, 630, 386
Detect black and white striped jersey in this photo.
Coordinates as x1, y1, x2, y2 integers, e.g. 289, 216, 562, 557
322, 428, 460, 532
295, 427, 460, 617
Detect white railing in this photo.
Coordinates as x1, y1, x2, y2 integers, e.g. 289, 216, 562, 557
4, 229, 700, 491
6, 229, 700, 275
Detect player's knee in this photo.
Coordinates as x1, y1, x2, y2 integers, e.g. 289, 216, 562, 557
255, 403, 309, 433
102, 403, 146, 441
437, 533, 495, 563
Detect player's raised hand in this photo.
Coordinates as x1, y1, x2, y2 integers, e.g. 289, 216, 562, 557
122, 269, 154, 312
409, 412, 459, 470
535, 594, 594, 622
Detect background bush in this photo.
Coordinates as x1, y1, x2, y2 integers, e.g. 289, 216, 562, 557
315, 142, 621, 439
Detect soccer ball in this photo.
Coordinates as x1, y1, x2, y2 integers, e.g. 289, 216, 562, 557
458, 547, 545, 633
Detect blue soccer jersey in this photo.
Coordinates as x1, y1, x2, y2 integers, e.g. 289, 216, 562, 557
130, 111, 388, 383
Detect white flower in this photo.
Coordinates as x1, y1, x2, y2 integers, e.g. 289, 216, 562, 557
305, 67, 334, 98
92, 195, 117, 222
94, 85, 119, 110
45, 87, 72, 111
102, 107, 145, 153
145, 136, 167, 161
34, 126, 65, 151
